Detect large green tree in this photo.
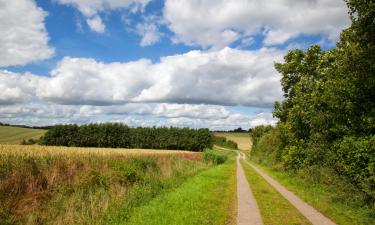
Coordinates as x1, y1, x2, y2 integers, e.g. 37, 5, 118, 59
259, 0, 375, 200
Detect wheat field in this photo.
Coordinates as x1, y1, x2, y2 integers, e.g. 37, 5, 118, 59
213, 132, 252, 150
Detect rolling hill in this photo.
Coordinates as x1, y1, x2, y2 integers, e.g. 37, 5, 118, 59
0, 126, 47, 144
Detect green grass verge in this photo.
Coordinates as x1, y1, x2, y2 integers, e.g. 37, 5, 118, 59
240, 160, 311, 225
122, 157, 237, 225
252, 162, 375, 225
0, 126, 46, 144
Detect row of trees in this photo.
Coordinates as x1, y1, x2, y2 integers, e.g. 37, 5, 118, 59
251, 0, 374, 203
42, 123, 213, 151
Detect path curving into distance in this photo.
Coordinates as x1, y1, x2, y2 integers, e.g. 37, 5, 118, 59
236, 154, 263, 225
241, 152, 337, 225
216, 144, 337, 225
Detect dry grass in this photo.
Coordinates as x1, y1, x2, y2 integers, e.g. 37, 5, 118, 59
213, 132, 252, 151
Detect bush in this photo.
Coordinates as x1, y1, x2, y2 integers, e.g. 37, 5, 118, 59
249, 125, 273, 146
203, 151, 228, 165
20, 138, 38, 145
334, 136, 375, 201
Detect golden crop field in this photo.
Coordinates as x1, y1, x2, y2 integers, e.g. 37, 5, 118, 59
0, 144, 201, 159
0, 144, 205, 224
213, 132, 252, 151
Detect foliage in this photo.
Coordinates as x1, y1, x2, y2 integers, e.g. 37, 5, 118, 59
20, 138, 38, 145
212, 135, 238, 149
251, 0, 375, 205
249, 125, 273, 146
42, 123, 213, 151
333, 136, 375, 201
203, 150, 228, 165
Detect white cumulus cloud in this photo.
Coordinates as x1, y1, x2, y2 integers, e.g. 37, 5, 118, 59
35, 47, 283, 107
0, 70, 45, 104
163, 0, 350, 48
0, 0, 54, 67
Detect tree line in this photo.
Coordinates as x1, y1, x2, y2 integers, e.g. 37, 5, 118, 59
42, 123, 213, 151
250, 0, 374, 204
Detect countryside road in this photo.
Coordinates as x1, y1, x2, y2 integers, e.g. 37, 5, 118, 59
216, 146, 337, 225
244, 159, 337, 225
237, 154, 263, 225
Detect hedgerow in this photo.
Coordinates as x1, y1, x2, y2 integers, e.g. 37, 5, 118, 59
41, 123, 212, 151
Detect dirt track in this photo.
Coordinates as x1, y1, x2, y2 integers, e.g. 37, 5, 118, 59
237, 154, 263, 225
243, 156, 337, 225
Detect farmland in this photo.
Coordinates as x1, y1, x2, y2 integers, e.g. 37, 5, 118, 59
0, 144, 235, 225
0, 126, 46, 144
213, 132, 252, 151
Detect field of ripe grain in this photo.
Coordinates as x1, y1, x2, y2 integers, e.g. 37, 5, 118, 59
0, 144, 201, 158
214, 132, 252, 150
0, 144, 205, 225
0, 126, 46, 144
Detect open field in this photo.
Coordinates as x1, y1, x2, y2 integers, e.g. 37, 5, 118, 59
0, 144, 235, 225
0, 144, 208, 224
124, 155, 237, 225
213, 133, 252, 150
0, 126, 46, 144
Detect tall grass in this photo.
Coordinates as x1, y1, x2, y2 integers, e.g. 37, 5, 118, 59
0, 145, 207, 225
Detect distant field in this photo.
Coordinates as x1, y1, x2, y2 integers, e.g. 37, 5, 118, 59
0, 126, 46, 144
214, 132, 252, 150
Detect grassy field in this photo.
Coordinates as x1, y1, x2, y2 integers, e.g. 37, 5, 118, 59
0, 126, 46, 144
119, 154, 237, 225
0, 144, 235, 225
0, 144, 209, 224
213, 132, 252, 150
241, 160, 311, 225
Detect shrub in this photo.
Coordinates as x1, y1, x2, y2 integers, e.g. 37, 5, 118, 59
249, 125, 273, 146
334, 136, 375, 201
203, 151, 228, 165
20, 138, 38, 145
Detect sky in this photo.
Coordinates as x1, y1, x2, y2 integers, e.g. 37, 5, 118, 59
0, 0, 351, 130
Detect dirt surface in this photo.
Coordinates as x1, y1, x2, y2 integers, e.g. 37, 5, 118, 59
244, 158, 337, 225
237, 154, 263, 225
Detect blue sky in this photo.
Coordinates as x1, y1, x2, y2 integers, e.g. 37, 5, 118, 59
0, 0, 350, 130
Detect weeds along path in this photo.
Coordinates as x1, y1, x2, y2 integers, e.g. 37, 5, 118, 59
236, 153, 263, 225
241, 154, 337, 225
